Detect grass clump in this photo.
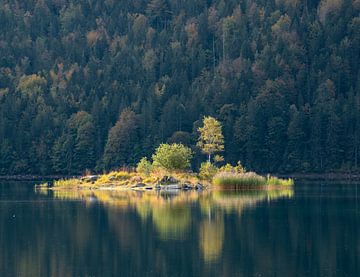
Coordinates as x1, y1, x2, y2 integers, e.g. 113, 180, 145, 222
54, 178, 81, 187
213, 172, 293, 188
266, 175, 294, 186
213, 172, 266, 187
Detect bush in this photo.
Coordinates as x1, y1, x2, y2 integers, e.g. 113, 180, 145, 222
219, 161, 246, 174
199, 162, 218, 180
152, 143, 193, 172
136, 157, 153, 176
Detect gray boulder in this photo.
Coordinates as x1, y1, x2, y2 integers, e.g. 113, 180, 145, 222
132, 183, 146, 188
195, 183, 204, 190
164, 184, 182, 190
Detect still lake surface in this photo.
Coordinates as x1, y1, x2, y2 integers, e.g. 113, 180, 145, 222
0, 181, 359, 277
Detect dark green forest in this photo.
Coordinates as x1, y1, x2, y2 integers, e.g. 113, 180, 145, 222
0, 0, 359, 175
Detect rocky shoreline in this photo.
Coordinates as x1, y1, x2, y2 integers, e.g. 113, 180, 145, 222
4, 172, 360, 182
35, 174, 209, 192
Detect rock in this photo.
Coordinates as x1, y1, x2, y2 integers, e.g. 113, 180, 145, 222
132, 183, 146, 188
160, 176, 169, 183
168, 176, 178, 183
145, 187, 153, 190
164, 184, 182, 190
82, 175, 99, 182
182, 183, 193, 190
160, 176, 178, 184
195, 183, 203, 190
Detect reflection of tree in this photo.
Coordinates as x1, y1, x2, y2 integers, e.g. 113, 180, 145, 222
152, 205, 191, 240
52, 189, 294, 243
11, 183, 359, 276
199, 216, 224, 262
198, 189, 293, 217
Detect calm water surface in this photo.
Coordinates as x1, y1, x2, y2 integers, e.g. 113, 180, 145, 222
0, 181, 359, 276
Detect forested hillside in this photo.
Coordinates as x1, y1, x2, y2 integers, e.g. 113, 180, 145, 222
0, 0, 359, 175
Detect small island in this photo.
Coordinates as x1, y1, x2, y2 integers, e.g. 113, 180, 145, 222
38, 117, 293, 192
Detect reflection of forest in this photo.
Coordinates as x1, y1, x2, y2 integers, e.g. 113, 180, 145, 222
2, 184, 360, 276
52, 189, 293, 261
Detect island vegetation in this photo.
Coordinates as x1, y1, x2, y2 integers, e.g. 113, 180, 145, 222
39, 117, 293, 191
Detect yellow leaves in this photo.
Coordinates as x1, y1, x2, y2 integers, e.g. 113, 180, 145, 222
197, 116, 224, 156
199, 217, 224, 262
17, 74, 47, 95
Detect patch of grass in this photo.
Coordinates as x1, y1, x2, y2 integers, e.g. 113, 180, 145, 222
213, 172, 266, 187
213, 172, 293, 188
54, 178, 82, 187
266, 175, 294, 186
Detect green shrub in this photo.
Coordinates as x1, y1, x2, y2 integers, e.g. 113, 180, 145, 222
219, 161, 246, 174
199, 162, 218, 180
136, 157, 153, 176
152, 143, 193, 172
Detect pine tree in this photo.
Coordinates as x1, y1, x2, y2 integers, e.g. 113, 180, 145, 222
103, 108, 139, 169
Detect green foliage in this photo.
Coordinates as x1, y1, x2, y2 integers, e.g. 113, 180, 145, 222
54, 178, 80, 187
136, 157, 153, 176
103, 108, 139, 169
0, 0, 358, 175
213, 155, 224, 164
17, 74, 47, 95
152, 143, 193, 172
213, 172, 266, 187
52, 111, 96, 174
266, 175, 294, 186
199, 162, 218, 180
213, 172, 294, 187
219, 161, 246, 174
197, 117, 224, 162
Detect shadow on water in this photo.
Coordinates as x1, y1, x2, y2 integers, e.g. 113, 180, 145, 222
1, 182, 360, 276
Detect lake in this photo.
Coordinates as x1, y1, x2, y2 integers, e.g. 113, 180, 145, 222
0, 181, 359, 276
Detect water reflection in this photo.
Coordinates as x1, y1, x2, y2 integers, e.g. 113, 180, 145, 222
199, 216, 224, 262
5, 183, 359, 276
50, 189, 293, 262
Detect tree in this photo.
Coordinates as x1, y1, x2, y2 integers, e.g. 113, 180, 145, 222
17, 74, 47, 96
152, 143, 193, 172
103, 108, 139, 169
136, 157, 153, 176
51, 111, 96, 174
197, 116, 224, 163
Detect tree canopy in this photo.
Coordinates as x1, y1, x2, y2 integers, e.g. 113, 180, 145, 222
152, 144, 193, 172
197, 116, 224, 163
0, 0, 359, 174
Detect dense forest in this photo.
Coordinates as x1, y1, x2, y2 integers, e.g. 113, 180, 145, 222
0, 0, 359, 175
